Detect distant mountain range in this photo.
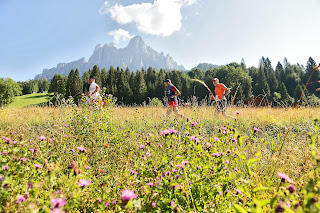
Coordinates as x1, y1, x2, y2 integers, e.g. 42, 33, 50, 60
34, 36, 185, 80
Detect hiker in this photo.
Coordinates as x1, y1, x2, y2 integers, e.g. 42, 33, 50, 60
211, 78, 231, 116
163, 79, 188, 120
85, 75, 102, 102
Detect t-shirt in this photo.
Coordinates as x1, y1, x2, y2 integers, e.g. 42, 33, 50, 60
89, 82, 99, 95
168, 84, 178, 102
215, 83, 227, 100
89, 82, 101, 100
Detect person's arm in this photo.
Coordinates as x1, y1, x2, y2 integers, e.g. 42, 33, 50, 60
221, 88, 230, 99
172, 89, 181, 97
92, 85, 100, 95
170, 86, 181, 97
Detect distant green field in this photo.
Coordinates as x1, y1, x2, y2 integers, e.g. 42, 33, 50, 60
8, 93, 51, 108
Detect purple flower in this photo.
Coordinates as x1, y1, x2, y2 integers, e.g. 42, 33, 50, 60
15, 195, 26, 204
160, 129, 171, 136
105, 202, 109, 207
2, 165, 9, 171
79, 179, 91, 187
56, 190, 61, 194
287, 185, 297, 193
77, 147, 86, 152
85, 166, 92, 169
38, 136, 47, 141
146, 152, 152, 157
170, 200, 175, 207
2, 152, 8, 155
253, 127, 260, 133
277, 172, 294, 183
130, 169, 137, 175
21, 158, 28, 162
48, 139, 53, 142
70, 149, 75, 152
51, 198, 67, 208
224, 160, 230, 164
235, 168, 239, 172
235, 189, 243, 195
182, 161, 190, 165
140, 144, 145, 149
28, 182, 33, 189
121, 189, 138, 205
0, 176, 3, 181
236, 111, 240, 115
176, 175, 182, 179
191, 121, 197, 126
146, 182, 153, 186
169, 129, 177, 134
172, 168, 178, 173
206, 143, 212, 149
213, 137, 220, 142
158, 144, 163, 148
30, 149, 35, 153
34, 164, 43, 168
96, 198, 102, 202
152, 202, 157, 208
190, 136, 200, 143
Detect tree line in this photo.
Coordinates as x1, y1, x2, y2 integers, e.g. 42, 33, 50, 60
1, 56, 319, 107
48, 56, 320, 106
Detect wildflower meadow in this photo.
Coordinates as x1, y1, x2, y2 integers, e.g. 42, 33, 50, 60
0, 98, 320, 212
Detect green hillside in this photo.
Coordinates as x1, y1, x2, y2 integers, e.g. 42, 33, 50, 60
8, 93, 51, 108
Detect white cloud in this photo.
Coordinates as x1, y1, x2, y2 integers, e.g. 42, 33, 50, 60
108, 28, 134, 44
100, 0, 197, 36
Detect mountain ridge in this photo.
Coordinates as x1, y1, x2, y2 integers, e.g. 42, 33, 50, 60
34, 36, 185, 80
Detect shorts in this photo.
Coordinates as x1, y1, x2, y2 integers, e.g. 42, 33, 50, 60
215, 99, 227, 112
169, 101, 178, 107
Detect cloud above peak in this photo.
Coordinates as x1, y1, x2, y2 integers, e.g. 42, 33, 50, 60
100, 0, 197, 36
108, 28, 134, 44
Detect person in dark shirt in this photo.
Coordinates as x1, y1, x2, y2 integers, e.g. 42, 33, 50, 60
163, 79, 188, 120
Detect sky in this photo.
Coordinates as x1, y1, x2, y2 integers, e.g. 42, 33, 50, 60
0, 0, 319, 81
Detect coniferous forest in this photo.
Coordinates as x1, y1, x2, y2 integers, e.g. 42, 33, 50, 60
2, 57, 320, 107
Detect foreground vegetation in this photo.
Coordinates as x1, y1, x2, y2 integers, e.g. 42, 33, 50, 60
0, 101, 320, 212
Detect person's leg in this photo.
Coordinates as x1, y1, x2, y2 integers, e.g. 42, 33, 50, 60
164, 105, 174, 117
173, 105, 187, 119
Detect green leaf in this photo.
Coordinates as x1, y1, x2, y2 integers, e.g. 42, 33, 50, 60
252, 187, 270, 193
238, 153, 246, 160
233, 204, 247, 213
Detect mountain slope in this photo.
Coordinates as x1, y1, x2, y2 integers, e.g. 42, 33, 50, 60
35, 36, 185, 80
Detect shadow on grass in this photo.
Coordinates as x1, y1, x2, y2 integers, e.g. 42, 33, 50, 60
22, 94, 50, 99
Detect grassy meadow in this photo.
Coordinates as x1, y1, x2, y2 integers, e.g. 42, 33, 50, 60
8, 93, 51, 108
0, 102, 320, 212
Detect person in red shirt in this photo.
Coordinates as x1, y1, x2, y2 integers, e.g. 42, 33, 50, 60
164, 79, 188, 120
211, 78, 231, 116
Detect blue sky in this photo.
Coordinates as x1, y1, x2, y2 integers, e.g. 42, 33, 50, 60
0, 0, 319, 81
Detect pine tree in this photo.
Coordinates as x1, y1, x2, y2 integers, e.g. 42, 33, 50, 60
91, 65, 101, 86
294, 84, 303, 105
279, 82, 290, 104
82, 70, 91, 93
101, 68, 108, 88
118, 70, 133, 104
73, 69, 83, 103
66, 69, 75, 98
304, 57, 318, 94
49, 74, 66, 96
133, 71, 147, 104
253, 65, 270, 97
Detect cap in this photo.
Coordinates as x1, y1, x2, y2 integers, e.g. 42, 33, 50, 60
164, 79, 171, 83
211, 78, 219, 82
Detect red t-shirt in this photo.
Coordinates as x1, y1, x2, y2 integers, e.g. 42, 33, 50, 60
215, 83, 227, 100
